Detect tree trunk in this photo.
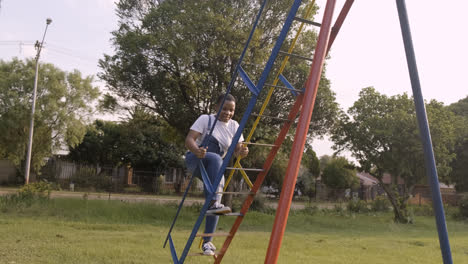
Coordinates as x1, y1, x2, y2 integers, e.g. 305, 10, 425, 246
173, 169, 183, 194
379, 179, 411, 223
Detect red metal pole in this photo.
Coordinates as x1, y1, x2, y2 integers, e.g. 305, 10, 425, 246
327, 0, 354, 52
264, 0, 337, 263
214, 94, 304, 264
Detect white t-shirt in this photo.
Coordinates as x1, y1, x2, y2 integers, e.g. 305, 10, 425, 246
190, 114, 244, 155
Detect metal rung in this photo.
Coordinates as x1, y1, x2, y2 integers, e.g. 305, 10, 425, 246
188, 251, 221, 257
279, 51, 313, 62
226, 167, 264, 172
224, 212, 243, 216
216, 191, 253, 195
206, 212, 244, 217
294, 16, 321, 27
243, 142, 277, 147
251, 113, 291, 122
196, 232, 231, 237
264, 84, 304, 93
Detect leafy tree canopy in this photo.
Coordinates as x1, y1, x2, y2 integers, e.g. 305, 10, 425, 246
100, 0, 340, 141
319, 154, 332, 170
321, 156, 358, 190
66, 120, 121, 166
67, 107, 184, 170
302, 146, 320, 176
448, 95, 468, 117
296, 146, 320, 199
0, 58, 99, 175
447, 95, 468, 191
332, 87, 459, 222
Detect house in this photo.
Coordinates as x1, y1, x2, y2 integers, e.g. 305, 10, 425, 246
409, 183, 459, 206
358, 171, 460, 205
356, 172, 383, 200
381, 173, 405, 185
314, 172, 386, 201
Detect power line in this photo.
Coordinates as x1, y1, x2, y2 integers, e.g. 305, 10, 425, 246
0, 40, 36, 56
46, 48, 99, 64
1, 40, 102, 61
0, 40, 36, 43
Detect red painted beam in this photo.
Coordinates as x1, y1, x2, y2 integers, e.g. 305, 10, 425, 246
327, 0, 354, 52
214, 94, 304, 264
216, 1, 355, 262
264, 0, 337, 263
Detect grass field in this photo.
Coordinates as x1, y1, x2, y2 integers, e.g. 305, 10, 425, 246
0, 196, 467, 264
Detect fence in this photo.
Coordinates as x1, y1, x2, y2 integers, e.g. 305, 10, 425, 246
40, 159, 128, 191
39, 158, 190, 193
132, 168, 191, 193
0, 160, 17, 184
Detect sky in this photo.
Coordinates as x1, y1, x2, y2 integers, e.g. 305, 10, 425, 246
1, 0, 467, 158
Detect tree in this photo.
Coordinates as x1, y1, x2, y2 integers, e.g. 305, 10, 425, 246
448, 96, 468, 117
321, 156, 358, 190
99, 0, 340, 140
319, 155, 332, 169
240, 133, 292, 195
0, 58, 99, 177
66, 120, 122, 166
450, 139, 468, 192
296, 146, 320, 200
68, 107, 184, 171
332, 87, 458, 223
447, 96, 468, 191
119, 107, 185, 170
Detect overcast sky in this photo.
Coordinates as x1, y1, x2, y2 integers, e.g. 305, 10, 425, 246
1, 0, 467, 157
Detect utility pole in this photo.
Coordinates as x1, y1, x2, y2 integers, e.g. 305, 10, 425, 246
24, 18, 52, 184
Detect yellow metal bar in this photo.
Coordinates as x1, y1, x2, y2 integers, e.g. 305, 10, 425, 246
238, 163, 253, 188
224, 1, 316, 191
224, 159, 253, 190
245, 1, 315, 142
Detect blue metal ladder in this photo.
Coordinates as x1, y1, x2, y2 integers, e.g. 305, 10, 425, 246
163, 0, 306, 263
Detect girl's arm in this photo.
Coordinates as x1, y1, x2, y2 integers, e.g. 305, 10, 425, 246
235, 142, 249, 158
185, 130, 207, 158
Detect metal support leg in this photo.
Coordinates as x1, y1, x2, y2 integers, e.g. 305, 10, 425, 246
396, 0, 453, 263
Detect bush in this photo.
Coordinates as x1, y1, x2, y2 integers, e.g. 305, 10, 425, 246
190, 177, 202, 194
19, 181, 53, 200
303, 204, 319, 215
123, 186, 142, 193
230, 198, 243, 212
0, 194, 26, 212
459, 195, 468, 219
411, 204, 434, 216
250, 195, 271, 213
370, 196, 391, 212
0, 181, 53, 211
347, 199, 369, 213
71, 167, 112, 191
153, 175, 165, 194
322, 157, 359, 190
332, 203, 344, 213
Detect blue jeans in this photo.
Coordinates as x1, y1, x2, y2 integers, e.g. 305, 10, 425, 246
185, 151, 224, 243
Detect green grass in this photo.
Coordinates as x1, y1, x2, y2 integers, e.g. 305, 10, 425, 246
1, 197, 467, 263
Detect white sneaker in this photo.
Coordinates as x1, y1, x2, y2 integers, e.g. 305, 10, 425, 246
206, 203, 231, 215
202, 241, 216, 256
